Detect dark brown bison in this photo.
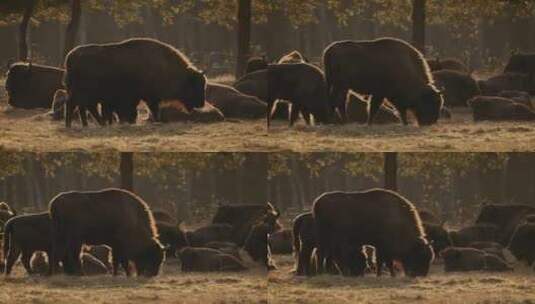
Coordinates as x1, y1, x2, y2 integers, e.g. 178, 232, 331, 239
178, 247, 247, 272
346, 94, 400, 124
292, 212, 317, 276
159, 101, 224, 123
476, 204, 535, 245
185, 224, 233, 247
449, 224, 499, 247
206, 83, 266, 119
268, 229, 293, 254
5, 62, 64, 109
507, 222, 535, 265
478, 73, 532, 95
324, 38, 444, 126
427, 58, 468, 73
246, 56, 268, 74
468, 96, 535, 121
504, 53, 535, 76
267, 63, 333, 127
423, 223, 452, 255
156, 222, 189, 258
432, 70, 480, 107
212, 203, 280, 246
441, 247, 512, 272
313, 189, 434, 277
49, 188, 165, 277
3, 212, 56, 275
63, 38, 206, 127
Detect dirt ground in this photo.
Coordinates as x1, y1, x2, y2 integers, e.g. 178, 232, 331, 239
269, 254, 535, 304
1, 104, 535, 152
0, 258, 267, 304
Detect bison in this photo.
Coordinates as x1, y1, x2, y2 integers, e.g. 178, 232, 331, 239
478, 73, 532, 95
63, 38, 206, 127
432, 70, 480, 107
423, 223, 452, 255
448, 224, 499, 247
313, 188, 434, 277
507, 222, 535, 266
206, 83, 266, 119
427, 57, 469, 73
292, 212, 317, 276
156, 222, 189, 258
159, 101, 225, 123
267, 63, 333, 127
468, 96, 535, 122
48, 188, 165, 277
3, 212, 57, 275
178, 247, 247, 272
476, 204, 535, 245
5, 62, 64, 109
441, 247, 512, 272
323, 38, 444, 125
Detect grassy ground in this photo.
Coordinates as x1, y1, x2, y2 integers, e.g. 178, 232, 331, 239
269, 254, 535, 304
0, 258, 267, 304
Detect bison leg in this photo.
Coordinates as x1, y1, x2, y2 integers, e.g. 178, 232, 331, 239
267, 101, 275, 129
4, 245, 21, 275
330, 88, 348, 123
65, 95, 75, 128
398, 106, 409, 125
297, 244, 314, 276
21, 251, 33, 274
289, 104, 301, 127
87, 104, 105, 126
368, 95, 385, 125
147, 100, 161, 122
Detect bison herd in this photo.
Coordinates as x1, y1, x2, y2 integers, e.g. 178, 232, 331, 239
268, 188, 535, 278
0, 188, 279, 277
4, 37, 534, 129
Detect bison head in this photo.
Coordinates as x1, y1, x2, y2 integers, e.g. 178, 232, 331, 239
180, 68, 206, 111
414, 85, 443, 126
135, 240, 165, 277
402, 237, 434, 277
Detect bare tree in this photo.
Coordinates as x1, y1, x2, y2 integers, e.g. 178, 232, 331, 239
412, 0, 426, 54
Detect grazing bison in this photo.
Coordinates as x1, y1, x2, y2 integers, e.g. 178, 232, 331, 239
324, 38, 444, 125
267, 63, 332, 127
246, 56, 268, 74
449, 224, 499, 247
346, 94, 400, 124
49, 188, 165, 277
3, 213, 56, 275
504, 53, 535, 76
423, 223, 452, 255
156, 222, 189, 258
427, 58, 468, 73
5, 62, 64, 109
441, 247, 512, 272
432, 70, 480, 107
185, 224, 233, 247
212, 203, 280, 246
179, 247, 247, 272
159, 101, 224, 123
313, 189, 434, 277
476, 204, 535, 245
206, 83, 266, 119
269, 229, 293, 254
64, 38, 206, 127
478, 73, 531, 95
468, 96, 535, 122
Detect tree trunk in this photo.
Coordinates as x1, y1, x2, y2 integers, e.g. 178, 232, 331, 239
120, 152, 134, 192
412, 0, 426, 54
64, 0, 82, 59
18, 1, 35, 61
384, 152, 398, 191
235, 0, 252, 77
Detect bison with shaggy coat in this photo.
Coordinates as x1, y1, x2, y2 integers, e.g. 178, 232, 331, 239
468, 96, 535, 122
63, 38, 206, 127
323, 38, 444, 125
313, 189, 434, 277
432, 70, 480, 107
5, 62, 64, 109
48, 188, 165, 277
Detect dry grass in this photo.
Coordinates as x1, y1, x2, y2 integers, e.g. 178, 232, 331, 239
269, 254, 535, 304
0, 258, 267, 304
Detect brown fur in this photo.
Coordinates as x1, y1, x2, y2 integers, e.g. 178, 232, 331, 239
432, 70, 480, 107
185, 223, 233, 247
468, 96, 535, 122
206, 82, 266, 119
449, 224, 499, 247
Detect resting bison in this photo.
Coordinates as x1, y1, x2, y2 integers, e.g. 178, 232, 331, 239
504, 53, 535, 76
179, 247, 247, 272
423, 223, 452, 255
324, 38, 443, 125
313, 189, 434, 277
267, 63, 332, 127
49, 188, 165, 277
5, 62, 64, 109
478, 73, 532, 95
185, 223, 233, 247
346, 94, 400, 124
427, 58, 468, 73
156, 222, 189, 258
203, 241, 241, 260
159, 101, 224, 123
246, 56, 268, 74
432, 70, 480, 107
269, 229, 293, 254
3, 212, 56, 275
507, 222, 535, 265
212, 203, 280, 246
449, 224, 499, 247
441, 247, 512, 272
468, 96, 535, 122
476, 204, 535, 245
64, 38, 206, 127
206, 83, 266, 119
498, 91, 532, 108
